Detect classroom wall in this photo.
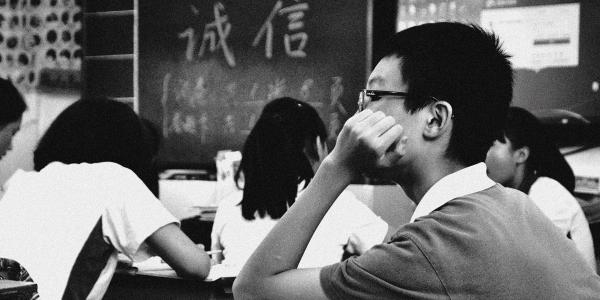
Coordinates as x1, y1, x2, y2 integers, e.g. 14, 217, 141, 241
0, 0, 82, 185
0, 92, 78, 186
0, 93, 37, 185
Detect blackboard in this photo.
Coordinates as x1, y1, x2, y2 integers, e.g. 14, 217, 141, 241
139, 0, 370, 168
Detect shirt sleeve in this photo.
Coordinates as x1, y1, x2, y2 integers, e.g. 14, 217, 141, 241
529, 177, 576, 235
99, 164, 179, 261
570, 207, 597, 271
320, 233, 446, 300
530, 178, 597, 271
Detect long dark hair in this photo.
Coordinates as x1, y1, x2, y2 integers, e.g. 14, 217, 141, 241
502, 106, 575, 193
33, 97, 156, 191
236, 97, 327, 220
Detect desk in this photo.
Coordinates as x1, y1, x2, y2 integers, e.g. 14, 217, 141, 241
104, 270, 233, 300
0, 280, 37, 300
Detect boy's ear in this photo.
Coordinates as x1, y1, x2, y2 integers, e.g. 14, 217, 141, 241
423, 101, 453, 140
515, 146, 530, 164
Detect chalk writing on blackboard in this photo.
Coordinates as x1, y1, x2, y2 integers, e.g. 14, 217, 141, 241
140, 0, 369, 166
253, 0, 309, 59
299, 78, 313, 102
329, 111, 342, 139
161, 0, 352, 144
161, 73, 171, 137
179, 1, 311, 67
160, 68, 340, 141
330, 76, 347, 116
267, 78, 287, 100
179, 2, 236, 67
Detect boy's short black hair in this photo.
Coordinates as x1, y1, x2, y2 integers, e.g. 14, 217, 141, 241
383, 22, 513, 165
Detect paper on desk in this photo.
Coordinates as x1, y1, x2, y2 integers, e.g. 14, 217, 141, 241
205, 263, 241, 281
133, 256, 240, 282
133, 256, 171, 271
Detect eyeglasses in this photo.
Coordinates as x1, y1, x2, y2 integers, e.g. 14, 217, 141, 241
357, 89, 409, 112
357, 89, 450, 116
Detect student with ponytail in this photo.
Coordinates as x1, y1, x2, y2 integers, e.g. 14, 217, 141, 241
486, 106, 596, 271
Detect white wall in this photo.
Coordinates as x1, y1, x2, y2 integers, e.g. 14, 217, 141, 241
0, 92, 78, 185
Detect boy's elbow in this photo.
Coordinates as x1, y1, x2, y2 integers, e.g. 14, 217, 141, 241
175, 266, 209, 280
174, 257, 211, 280
233, 276, 260, 299
232, 277, 246, 298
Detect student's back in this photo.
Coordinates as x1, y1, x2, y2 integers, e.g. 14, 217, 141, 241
486, 106, 596, 270
0, 162, 176, 299
0, 77, 30, 292
213, 189, 387, 269
0, 98, 210, 299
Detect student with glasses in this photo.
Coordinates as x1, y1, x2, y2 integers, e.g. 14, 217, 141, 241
233, 22, 600, 299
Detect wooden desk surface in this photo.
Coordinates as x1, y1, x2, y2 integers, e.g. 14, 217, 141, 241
104, 270, 233, 300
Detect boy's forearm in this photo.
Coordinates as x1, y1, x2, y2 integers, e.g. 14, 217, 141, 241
236, 158, 354, 282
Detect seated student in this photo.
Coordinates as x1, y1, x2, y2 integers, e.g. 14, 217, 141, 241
233, 22, 600, 299
0, 78, 32, 287
211, 97, 388, 270
486, 106, 596, 271
0, 97, 211, 300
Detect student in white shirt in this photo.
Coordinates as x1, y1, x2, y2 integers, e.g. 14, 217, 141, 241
211, 97, 388, 271
486, 106, 596, 271
0, 77, 35, 297
0, 97, 211, 300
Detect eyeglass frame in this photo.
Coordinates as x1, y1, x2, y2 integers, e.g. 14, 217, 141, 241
357, 89, 450, 116
357, 89, 409, 112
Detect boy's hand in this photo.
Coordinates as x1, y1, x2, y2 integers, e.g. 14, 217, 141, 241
326, 109, 406, 179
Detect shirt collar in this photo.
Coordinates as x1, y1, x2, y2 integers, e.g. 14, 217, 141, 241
409, 162, 495, 222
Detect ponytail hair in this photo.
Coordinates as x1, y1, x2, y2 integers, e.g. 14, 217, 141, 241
503, 106, 575, 192
235, 97, 327, 220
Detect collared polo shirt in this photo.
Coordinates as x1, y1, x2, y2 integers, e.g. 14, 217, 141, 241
410, 163, 495, 222
320, 164, 600, 299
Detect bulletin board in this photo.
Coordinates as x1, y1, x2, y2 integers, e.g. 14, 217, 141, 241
0, 0, 82, 91
138, 0, 370, 168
